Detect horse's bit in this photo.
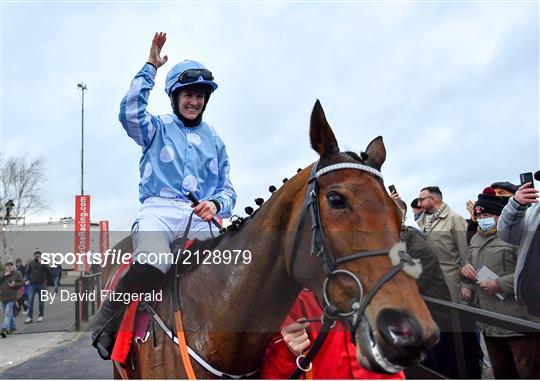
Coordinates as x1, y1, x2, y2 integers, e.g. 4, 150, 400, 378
288, 160, 417, 378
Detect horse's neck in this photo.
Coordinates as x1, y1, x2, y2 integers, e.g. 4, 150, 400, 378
179, 174, 308, 374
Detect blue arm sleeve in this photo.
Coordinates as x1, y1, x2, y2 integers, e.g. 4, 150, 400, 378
118, 63, 159, 148
211, 143, 237, 218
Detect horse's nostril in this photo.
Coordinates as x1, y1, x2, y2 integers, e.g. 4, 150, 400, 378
377, 308, 422, 347
389, 324, 414, 340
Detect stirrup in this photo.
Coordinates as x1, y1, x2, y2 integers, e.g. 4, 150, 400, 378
92, 331, 115, 360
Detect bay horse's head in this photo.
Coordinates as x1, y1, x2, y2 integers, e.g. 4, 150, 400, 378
289, 100, 439, 373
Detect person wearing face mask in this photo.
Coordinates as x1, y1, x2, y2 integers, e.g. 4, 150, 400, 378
460, 187, 540, 379
91, 32, 237, 360
465, 182, 519, 245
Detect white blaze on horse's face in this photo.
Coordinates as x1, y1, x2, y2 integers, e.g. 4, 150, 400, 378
308, 100, 439, 373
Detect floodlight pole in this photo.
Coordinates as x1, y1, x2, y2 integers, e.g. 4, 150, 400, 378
77, 83, 87, 195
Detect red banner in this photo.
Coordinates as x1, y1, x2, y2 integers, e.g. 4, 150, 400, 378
74, 195, 91, 272
99, 220, 110, 261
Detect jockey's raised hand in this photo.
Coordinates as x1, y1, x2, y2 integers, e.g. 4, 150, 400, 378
148, 32, 168, 69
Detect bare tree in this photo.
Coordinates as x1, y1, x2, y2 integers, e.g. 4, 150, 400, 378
0, 156, 48, 262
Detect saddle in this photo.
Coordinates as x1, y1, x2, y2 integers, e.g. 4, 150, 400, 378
104, 239, 196, 365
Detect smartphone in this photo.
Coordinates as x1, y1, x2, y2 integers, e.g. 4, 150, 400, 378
520, 172, 533, 186
388, 185, 396, 194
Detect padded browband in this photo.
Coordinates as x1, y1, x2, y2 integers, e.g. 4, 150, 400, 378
315, 163, 383, 181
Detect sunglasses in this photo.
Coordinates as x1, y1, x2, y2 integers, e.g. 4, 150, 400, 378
169, 69, 214, 95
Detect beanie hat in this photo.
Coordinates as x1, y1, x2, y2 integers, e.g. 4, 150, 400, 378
474, 187, 509, 216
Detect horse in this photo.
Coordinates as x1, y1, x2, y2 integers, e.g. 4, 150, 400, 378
101, 100, 440, 378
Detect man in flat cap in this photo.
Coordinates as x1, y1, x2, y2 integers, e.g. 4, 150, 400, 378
490, 181, 519, 197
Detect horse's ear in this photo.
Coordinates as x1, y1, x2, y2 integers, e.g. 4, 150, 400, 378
310, 100, 339, 157
365, 136, 386, 170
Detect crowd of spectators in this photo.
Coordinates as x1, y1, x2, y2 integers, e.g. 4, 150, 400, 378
402, 180, 539, 379
262, 177, 539, 379
0, 250, 63, 338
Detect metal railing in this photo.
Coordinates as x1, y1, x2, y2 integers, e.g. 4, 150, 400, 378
74, 272, 102, 331
406, 296, 540, 379
71, 273, 539, 378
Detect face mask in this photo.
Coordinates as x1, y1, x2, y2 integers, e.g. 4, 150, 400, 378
478, 217, 496, 232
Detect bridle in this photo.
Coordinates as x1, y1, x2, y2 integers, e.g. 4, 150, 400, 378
288, 160, 417, 377
141, 159, 418, 379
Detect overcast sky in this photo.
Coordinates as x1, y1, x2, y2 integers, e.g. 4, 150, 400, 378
1, 1, 538, 230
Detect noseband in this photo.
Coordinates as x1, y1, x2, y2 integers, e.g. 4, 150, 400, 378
288, 160, 417, 377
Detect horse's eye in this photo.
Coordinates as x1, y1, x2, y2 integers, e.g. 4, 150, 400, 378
327, 192, 346, 209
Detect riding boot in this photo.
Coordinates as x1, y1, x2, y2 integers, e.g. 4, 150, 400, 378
91, 262, 163, 360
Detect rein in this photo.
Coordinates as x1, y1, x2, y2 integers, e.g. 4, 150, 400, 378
289, 160, 417, 377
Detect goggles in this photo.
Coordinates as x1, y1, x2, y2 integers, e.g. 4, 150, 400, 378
169, 69, 214, 95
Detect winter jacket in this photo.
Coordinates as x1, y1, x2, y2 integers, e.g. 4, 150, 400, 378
261, 290, 405, 379
463, 231, 540, 336
405, 227, 452, 301
16, 264, 25, 277
498, 198, 540, 316
404, 227, 453, 332
0, 270, 24, 302
25, 260, 49, 285
417, 206, 469, 302
118, 63, 236, 217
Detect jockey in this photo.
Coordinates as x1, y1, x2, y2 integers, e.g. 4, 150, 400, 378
91, 32, 236, 360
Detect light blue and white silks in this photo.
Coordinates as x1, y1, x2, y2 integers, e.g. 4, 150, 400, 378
119, 63, 237, 272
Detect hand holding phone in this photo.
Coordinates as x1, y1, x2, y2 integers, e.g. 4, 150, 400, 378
520, 172, 534, 187
514, 179, 539, 206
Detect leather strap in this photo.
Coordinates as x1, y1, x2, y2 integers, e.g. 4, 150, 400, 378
289, 305, 338, 379
143, 302, 259, 379
113, 361, 130, 379
288, 206, 309, 277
